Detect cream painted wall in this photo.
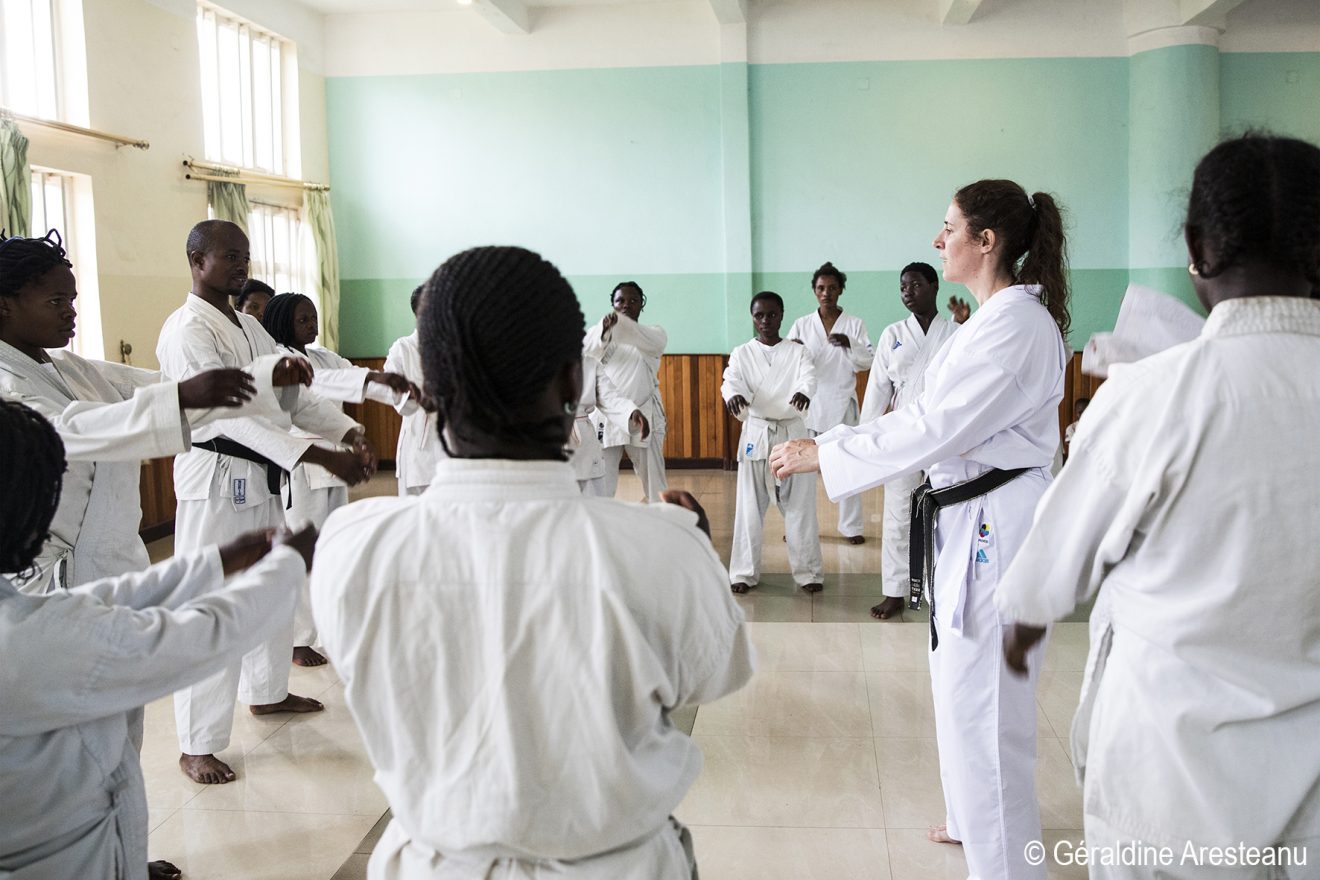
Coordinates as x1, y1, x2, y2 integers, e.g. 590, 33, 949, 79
16, 0, 329, 369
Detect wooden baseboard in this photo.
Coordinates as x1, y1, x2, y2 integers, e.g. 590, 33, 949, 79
140, 521, 175, 543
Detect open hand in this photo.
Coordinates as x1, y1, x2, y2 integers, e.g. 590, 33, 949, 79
828, 333, 851, 349
602, 312, 620, 332
272, 524, 318, 572
178, 368, 255, 410
660, 489, 712, 539
272, 356, 314, 387
726, 394, 748, 417
769, 438, 820, 479
948, 296, 971, 325
790, 392, 810, 412
1003, 623, 1047, 676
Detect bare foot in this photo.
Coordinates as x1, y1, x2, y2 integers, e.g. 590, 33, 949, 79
179, 753, 235, 785
871, 597, 905, 620
847, 535, 866, 545
927, 824, 962, 845
801, 582, 823, 594
249, 693, 324, 716
292, 646, 327, 667
730, 582, 752, 594
149, 860, 182, 880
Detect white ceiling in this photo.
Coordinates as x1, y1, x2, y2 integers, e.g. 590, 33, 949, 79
298, 0, 669, 12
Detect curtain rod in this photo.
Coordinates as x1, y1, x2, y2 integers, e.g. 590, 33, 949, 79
183, 158, 328, 191
1, 107, 149, 150
184, 171, 330, 192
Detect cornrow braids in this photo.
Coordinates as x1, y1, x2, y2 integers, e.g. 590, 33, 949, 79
420, 246, 585, 458
0, 229, 73, 299
1187, 133, 1320, 285
812, 261, 847, 290
0, 400, 66, 576
261, 292, 313, 348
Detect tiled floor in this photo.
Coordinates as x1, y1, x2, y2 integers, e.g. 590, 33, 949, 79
141, 469, 1090, 879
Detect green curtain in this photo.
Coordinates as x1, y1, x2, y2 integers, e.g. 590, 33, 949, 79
0, 120, 32, 237
207, 171, 249, 234
305, 188, 341, 351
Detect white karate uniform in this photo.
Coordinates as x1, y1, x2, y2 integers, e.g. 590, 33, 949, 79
583, 315, 668, 502
569, 355, 608, 496
280, 344, 415, 645
996, 297, 1320, 879
786, 310, 873, 538
816, 286, 1065, 880
0, 545, 304, 880
723, 338, 823, 587
862, 314, 959, 599
157, 294, 360, 755
385, 330, 446, 496
310, 459, 755, 880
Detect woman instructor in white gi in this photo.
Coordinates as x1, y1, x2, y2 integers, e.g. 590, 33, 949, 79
771, 179, 1070, 880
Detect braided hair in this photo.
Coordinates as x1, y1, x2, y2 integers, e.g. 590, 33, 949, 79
419, 246, 585, 458
261, 292, 313, 348
0, 400, 66, 575
1186, 133, 1320, 286
954, 180, 1071, 338
0, 230, 72, 300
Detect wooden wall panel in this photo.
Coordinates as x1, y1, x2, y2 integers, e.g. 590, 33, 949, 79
344, 358, 402, 465
138, 457, 176, 541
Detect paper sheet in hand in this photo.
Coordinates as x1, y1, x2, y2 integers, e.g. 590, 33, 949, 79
1081, 284, 1205, 377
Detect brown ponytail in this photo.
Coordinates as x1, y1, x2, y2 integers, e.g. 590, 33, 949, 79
953, 180, 1072, 338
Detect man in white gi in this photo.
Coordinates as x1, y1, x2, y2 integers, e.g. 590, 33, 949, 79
0, 397, 314, 880
385, 285, 445, 496
863, 261, 960, 620
772, 180, 1073, 880
157, 219, 374, 785
786, 261, 873, 544
1001, 135, 1320, 879
584, 281, 668, 502
726, 290, 824, 594
568, 353, 608, 495
312, 244, 754, 879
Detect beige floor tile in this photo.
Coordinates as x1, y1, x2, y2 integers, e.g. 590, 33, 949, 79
330, 852, 371, 880
149, 805, 178, 834
734, 592, 815, 623
671, 704, 699, 736
694, 670, 872, 737
1036, 737, 1084, 831
813, 593, 901, 623
873, 737, 947, 829
867, 671, 937, 738
679, 736, 885, 828
1042, 829, 1090, 879
861, 623, 932, 672
746, 622, 863, 672
184, 688, 386, 816
148, 808, 378, 880
885, 827, 968, 880
820, 572, 889, 597
689, 825, 892, 880
1042, 623, 1091, 673
1036, 671, 1084, 738
355, 811, 392, 855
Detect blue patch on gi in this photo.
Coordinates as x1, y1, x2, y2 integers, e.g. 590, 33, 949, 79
745, 443, 754, 456
975, 548, 990, 564
891, 339, 903, 350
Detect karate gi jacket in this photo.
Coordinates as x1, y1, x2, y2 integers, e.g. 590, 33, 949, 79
996, 296, 1320, 853
384, 331, 445, 491
0, 546, 304, 880
786, 310, 873, 432
311, 459, 755, 878
582, 315, 667, 448
861, 313, 958, 422
722, 338, 817, 461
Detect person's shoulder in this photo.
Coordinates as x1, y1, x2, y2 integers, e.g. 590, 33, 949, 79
321, 496, 415, 544
581, 498, 713, 555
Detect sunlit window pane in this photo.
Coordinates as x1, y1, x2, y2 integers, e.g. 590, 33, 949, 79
1, 0, 60, 119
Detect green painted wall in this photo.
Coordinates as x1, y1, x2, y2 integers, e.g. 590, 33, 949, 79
328, 52, 1318, 356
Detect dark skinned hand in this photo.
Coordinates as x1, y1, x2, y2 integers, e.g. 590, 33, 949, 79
217, 529, 276, 575
302, 446, 373, 486
828, 333, 851, 348
272, 356, 314, 387
602, 312, 620, 332
629, 409, 650, 441
1003, 623, 1048, 676
726, 394, 748, 417
272, 524, 318, 572
948, 296, 972, 325
177, 368, 256, 410
790, 392, 810, 412
366, 370, 418, 399
660, 489, 712, 539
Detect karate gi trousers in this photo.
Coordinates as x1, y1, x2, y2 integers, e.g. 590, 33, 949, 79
809, 399, 864, 539
729, 421, 823, 588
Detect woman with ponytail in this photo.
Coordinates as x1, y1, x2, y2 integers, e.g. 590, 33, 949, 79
771, 180, 1070, 880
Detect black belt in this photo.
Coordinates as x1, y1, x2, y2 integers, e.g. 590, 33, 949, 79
194, 437, 286, 499
908, 467, 1030, 650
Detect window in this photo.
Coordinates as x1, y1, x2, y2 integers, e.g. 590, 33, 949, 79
196, 2, 299, 176
0, 0, 61, 118
29, 166, 102, 359
247, 201, 315, 303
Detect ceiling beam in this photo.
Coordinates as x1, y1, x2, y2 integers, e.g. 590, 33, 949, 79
707, 0, 747, 25
472, 0, 531, 35
938, 0, 984, 26
1180, 0, 1248, 26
